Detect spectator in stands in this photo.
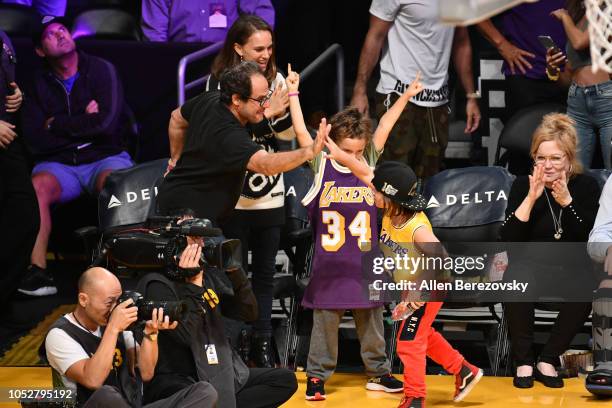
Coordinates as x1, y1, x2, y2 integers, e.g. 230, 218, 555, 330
202, 15, 294, 368
587, 175, 612, 394
20, 17, 133, 297
42, 267, 215, 407
476, 0, 568, 175
158, 61, 326, 227
500, 113, 599, 389
0, 29, 34, 304
350, 0, 480, 179
141, 0, 275, 43
1, 0, 65, 16
546, 1, 612, 169
142, 241, 298, 408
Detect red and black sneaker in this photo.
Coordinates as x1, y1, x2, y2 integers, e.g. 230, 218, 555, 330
398, 396, 425, 408
305, 376, 326, 401
453, 360, 483, 402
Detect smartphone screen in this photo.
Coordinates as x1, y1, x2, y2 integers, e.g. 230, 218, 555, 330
537, 35, 561, 53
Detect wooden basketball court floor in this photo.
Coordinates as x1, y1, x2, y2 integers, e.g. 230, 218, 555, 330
0, 367, 608, 407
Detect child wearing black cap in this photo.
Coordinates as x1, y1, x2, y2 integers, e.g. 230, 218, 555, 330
323, 146, 482, 408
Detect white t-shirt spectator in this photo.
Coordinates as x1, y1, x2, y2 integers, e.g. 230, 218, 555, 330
45, 313, 135, 392
370, 0, 454, 107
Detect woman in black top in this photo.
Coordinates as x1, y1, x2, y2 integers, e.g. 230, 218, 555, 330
500, 113, 599, 388
206, 15, 295, 367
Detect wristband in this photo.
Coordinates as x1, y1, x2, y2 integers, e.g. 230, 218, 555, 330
288, 92, 299, 97
546, 67, 560, 81
144, 332, 158, 342
466, 91, 481, 99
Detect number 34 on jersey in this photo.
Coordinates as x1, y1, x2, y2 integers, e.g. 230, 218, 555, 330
321, 210, 372, 252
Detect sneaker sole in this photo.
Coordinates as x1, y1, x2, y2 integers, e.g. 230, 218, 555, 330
17, 286, 58, 297
305, 393, 326, 401
454, 368, 483, 402
365, 382, 403, 393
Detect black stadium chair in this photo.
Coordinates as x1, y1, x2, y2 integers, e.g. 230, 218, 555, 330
494, 102, 566, 175
420, 166, 515, 373
0, 4, 39, 37
71, 9, 141, 41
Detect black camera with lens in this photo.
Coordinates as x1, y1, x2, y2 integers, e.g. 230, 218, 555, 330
93, 216, 242, 280
116, 290, 187, 324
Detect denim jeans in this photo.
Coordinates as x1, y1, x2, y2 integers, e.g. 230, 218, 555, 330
567, 80, 612, 169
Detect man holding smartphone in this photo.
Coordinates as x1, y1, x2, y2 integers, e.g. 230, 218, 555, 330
477, 0, 569, 173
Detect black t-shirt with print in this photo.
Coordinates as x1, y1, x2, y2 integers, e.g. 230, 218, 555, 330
157, 91, 262, 225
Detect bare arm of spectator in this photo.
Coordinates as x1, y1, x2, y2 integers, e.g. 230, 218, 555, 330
141, 0, 170, 42
476, 19, 535, 75
350, 15, 393, 115
167, 107, 189, 172
452, 27, 480, 134
373, 72, 423, 152
239, 0, 275, 28
247, 117, 329, 175
551, 9, 589, 51
49, 59, 123, 139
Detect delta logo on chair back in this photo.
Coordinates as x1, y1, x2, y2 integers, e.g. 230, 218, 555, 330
106, 187, 159, 209
425, 190, 508, 209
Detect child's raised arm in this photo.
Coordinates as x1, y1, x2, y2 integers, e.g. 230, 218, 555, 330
373, 71, 424, 152
286, 64, 314, 148
324, 136, 374, 187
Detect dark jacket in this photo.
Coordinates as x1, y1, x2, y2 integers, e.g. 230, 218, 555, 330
141, 268, 257, 408
0, 30, 16, 124
22, 51, 126, 165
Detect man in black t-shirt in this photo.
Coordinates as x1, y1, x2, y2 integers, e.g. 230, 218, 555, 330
157, 61, 327, 225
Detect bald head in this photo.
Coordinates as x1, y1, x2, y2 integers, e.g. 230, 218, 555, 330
78, 267, 120, 294
76, 267, 123, 328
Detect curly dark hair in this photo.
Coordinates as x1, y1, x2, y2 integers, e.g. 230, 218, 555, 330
211, 15, 276, 82
219, 61, 265, 105
328, 107, 373, 144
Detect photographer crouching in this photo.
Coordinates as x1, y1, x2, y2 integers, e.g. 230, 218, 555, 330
42, 267, 218, 407
140, 218, 298, 408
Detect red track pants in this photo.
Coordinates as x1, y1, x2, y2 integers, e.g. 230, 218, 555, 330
396, 302, 465, 398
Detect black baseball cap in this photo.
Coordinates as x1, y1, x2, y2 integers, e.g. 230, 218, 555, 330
32, 16, 71, 46
372, 161, 427, 211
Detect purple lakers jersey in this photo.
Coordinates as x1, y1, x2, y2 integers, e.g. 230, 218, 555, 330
301, 156, 380, 309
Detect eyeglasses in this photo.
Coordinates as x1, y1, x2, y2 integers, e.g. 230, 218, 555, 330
247, 90, 272, 107
533, 154, 566, 166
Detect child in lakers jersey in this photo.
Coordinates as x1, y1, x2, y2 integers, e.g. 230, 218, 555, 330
320, 154, 483, 408
285, 66, 423, 401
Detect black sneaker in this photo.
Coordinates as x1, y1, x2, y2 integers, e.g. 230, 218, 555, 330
366, 374, 404, 392
17, 265, 57, 297
398, 396, 425, 408
305, 376, 326, 401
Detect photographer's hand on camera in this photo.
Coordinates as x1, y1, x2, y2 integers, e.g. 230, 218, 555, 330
107, 298, 138, 335
139, 307, 178, 382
